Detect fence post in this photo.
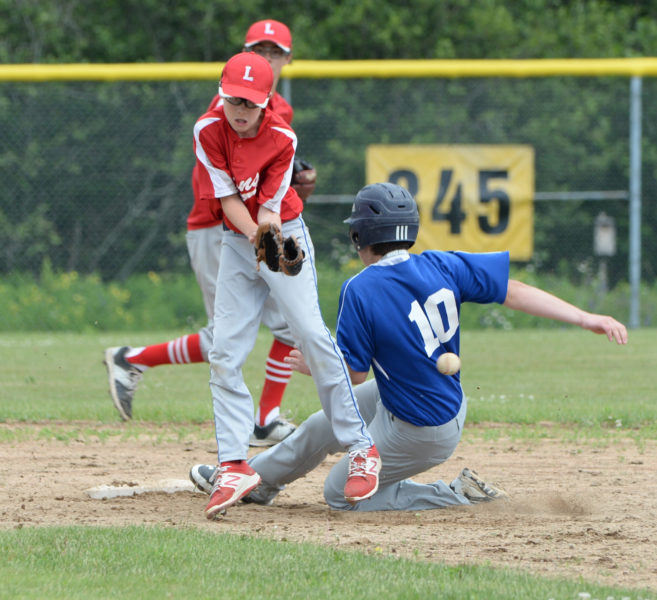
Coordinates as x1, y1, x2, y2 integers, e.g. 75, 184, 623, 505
281, 77, 292, 105
629, 76, 642, 329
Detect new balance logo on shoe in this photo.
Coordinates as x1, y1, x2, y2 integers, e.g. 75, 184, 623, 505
204, 461, 261, 520
222, 473, 244, 489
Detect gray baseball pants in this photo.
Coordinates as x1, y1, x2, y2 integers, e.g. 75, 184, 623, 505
186, 225, 295, 361
249, 379, 471, 511
209, 216, 373, 464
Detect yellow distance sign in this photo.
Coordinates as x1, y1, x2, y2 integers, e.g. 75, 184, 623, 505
366, 145, 534, 260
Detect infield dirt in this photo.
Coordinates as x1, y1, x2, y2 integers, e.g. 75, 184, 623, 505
2, 423, 656, 593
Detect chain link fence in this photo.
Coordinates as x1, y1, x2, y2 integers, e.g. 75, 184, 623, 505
1, 69, 655, 292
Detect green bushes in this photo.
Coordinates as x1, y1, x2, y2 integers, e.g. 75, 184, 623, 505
0, 260, 205, 332
0, 259, 651, 332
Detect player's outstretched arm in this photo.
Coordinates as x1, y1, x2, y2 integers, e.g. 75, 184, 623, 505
503, 279, 628, 345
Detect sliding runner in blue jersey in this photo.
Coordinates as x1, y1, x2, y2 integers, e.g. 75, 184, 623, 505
190, 182, 628, 511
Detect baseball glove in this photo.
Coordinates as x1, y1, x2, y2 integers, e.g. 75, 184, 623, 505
254, 222, 304, 276
292, 158, 316, 202
279, 234, 304, 276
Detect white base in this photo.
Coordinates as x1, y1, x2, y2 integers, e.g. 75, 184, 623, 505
86, 479, 200, 500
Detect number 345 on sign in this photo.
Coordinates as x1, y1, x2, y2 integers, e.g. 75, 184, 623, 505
366, 145, 534, 260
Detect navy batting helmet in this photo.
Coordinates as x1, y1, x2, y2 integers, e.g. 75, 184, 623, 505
344, 183, 419, 250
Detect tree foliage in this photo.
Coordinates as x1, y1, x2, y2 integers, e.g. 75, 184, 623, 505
4, 0, 657, 63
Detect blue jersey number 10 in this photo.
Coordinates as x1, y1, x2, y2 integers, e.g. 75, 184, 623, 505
408, 288, 459, 357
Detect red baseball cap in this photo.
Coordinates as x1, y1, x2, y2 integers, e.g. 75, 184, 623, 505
244, 20, 292, 53
219, 52, 274, 108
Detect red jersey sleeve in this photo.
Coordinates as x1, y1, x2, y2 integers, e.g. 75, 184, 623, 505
257, 133, 296, 213
193, 111, 237, 201
187, 163, 223, 230
254, 113, 303, 221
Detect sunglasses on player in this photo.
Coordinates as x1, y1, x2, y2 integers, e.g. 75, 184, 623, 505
223, 96, 260, 109
250, 44, 289, 59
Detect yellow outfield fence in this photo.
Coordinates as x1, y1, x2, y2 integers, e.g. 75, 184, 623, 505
0, 58, 652, 327
2, 57, 657, 81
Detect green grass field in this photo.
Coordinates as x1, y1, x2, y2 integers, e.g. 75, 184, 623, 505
1, 327, 655, 599
1, 327, 654, 434
0, 526, 650, 600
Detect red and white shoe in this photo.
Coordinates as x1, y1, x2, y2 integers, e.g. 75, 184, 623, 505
204, 461, 261, 520
344, 445, 381, 503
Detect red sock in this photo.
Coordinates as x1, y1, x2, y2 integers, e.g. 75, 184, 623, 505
125, 334, 204, 369
256, 339, 294, 426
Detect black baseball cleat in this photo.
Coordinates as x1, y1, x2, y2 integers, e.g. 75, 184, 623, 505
104, 346, 143, 420
451, 468, 509, 503
249, 418, 296, 447
189, 464, 218, 494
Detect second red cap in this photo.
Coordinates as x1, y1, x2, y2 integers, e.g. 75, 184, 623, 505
244, 20, 292, 53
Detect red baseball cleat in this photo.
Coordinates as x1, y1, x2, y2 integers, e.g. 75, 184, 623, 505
344, 445, 381, 503
204, 460, 261, 519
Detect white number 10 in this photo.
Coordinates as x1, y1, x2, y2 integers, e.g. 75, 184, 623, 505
408, 288, 459, 357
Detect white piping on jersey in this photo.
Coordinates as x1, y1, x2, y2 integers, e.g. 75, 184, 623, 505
193, 117, 237, 197
335, 250, 409, 390
372, 358, 390, 380
261, 125, 298, 214
336, 249, 411, 354
335, 275, 355, 333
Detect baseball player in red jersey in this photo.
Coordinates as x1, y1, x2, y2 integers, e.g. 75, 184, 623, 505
196, 52, 380, 519
104, 20, 313, 447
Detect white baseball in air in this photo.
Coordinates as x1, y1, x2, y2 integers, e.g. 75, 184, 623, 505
436, 352, 461, 376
